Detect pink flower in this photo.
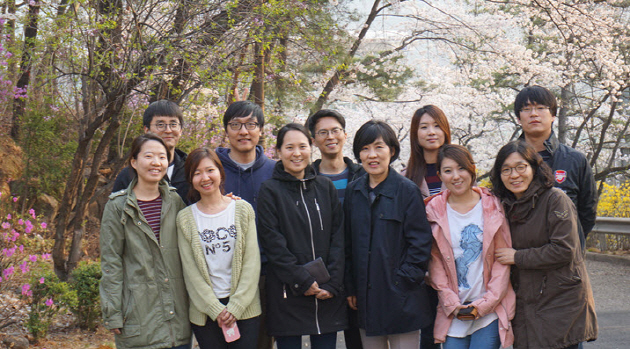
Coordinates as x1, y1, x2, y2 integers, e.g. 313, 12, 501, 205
6, 213, 11, 219
42, 253, 51, 260
11, 231, 19, 241
18, 245, 23, 253
19, 261, 29, 274
4, 247, 14, 257
0, 276, 3, 282
21, 283, 30, 295
17, 219, 23, 225
12, 197, 17, 203
29, 209, 36, 219
41, 222, 47, 229
39, 277, 45, 284
45, 298, 53, 307
1, 222, 9, 229
25, 221, 33, 234
29, 255, 37, 262
3, 266, 14, 277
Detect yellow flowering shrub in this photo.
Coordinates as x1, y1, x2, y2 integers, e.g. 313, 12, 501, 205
597, 182, 630, 218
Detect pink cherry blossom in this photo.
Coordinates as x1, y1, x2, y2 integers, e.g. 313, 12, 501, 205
6, 213, 11, 219
29, 255, 38, 262
45, 298, 54, 307
42, 253, 51, 260
2, 266, 14, 277
41, 222, 47, 229
17, 219, 23, 225
1, 222, 10, 229
12, 197, 17, 203
21, 283, 30, 295
39, 277, 45, 284
20, 261, 29, 274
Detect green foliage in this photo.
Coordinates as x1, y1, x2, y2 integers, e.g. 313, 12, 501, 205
19, 102, 77, 201
24, 267, 78, 341
69, 261, 102, 331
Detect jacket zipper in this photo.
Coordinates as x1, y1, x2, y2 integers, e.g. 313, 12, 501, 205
299, 181, 321, 334
314, 198, 324, 230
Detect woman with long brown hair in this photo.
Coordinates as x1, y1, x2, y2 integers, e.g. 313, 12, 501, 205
406, 105, 452, 199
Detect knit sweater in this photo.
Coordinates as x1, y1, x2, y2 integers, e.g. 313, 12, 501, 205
176, 199, 262, 326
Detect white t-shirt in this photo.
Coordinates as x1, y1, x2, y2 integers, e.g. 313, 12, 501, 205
446, 199, 498, 337
192, 200, 237, 298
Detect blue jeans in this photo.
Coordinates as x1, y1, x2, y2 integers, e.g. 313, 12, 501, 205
443, 319, 500, 349
276, 332, 337, 349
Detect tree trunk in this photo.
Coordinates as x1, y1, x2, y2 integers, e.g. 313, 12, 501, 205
557, 85, 570, 144
10, 2, 40, 140
251, 41, 265, 111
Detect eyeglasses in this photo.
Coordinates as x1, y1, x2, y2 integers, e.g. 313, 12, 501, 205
316, 127, 344, 138
520, 106, 550, 114
501, 163, 529, 176
151, 122, 181, 131
228, 122, 259, 131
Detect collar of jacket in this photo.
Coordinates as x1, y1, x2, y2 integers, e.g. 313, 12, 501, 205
312, 156, 363, 179
518, 130, 560, 156
272, 160, 317, 184
502, 180, 548, 224
425, 186, 505, 236
122, 177, 174, 220
172, 148, 187, 167
216, 145, 272, 173
352, 167, 399, 199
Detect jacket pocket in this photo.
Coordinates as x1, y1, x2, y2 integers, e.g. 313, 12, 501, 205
122, 288, 135, 324
121, 324, 141, 338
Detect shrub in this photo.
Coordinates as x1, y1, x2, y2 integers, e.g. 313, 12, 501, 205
70, 261, 102, 331
24, 267, 78, 341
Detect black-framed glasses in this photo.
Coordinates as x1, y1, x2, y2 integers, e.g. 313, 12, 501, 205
520, 106, 550, 114
228, 122, 259, 131
316, 127, 344, 138
501, 163, 529, 176
151, 122, 181, 131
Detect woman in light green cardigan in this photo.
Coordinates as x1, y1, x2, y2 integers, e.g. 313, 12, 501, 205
176, 147, 261, 349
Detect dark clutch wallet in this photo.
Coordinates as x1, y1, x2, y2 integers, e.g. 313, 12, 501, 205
303, 257, 331, 284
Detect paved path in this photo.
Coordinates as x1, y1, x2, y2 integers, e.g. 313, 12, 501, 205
287, 254, 630, 348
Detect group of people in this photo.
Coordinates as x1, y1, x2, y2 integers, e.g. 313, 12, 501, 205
99, 85, 598, 349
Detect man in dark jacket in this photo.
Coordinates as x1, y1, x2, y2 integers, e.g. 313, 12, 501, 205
306, 109, 363, 349
514, 85, 597, 249
112, 100, 190, 204
216, 100, 275, 349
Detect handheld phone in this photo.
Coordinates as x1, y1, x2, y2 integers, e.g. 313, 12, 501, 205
222, 322, 241, 343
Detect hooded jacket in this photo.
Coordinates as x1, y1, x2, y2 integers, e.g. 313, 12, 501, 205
519, 131, 597, 246
344, 169, 434, 336
100, 179, 190, 349
257, 162, 347, 336
425, 187, 515, 347
503, 181, 597, 349
216, 145, 276, 213
113, 148, 190, 205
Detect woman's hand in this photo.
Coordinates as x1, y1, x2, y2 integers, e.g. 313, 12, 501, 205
304, 281, 321, 296
347, 296, 357, 310
315, 289, 333, 300
217, 308, 237, 328
226, 192, 242, 200
496, 247, 516, 265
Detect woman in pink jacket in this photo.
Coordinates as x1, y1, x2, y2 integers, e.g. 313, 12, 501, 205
425, 145, 515, 349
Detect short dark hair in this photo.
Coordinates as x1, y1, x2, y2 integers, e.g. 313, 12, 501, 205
437, 144, 477, 184
223, 101, 265, 129
276, 123, 312, 149
352, 120, 400, 163
490, 140, 554, 200
128, 133, 171, 178
185, 147, 226, 203
514, 85, 558, 119
305, 109, 346, 138
143, 100, 184, 127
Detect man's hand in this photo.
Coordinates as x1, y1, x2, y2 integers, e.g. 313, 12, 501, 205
110, 328, 122, 335
315, 289, 333, 300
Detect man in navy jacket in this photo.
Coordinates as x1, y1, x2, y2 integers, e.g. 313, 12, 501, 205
513, 85, 597, 249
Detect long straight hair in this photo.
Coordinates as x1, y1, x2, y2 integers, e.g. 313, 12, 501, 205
406, 105, 452, 187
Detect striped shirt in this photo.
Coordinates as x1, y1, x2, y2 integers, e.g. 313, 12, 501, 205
425, 163, 443, 196
137, 196, 163, 242
320, 168, 350, 204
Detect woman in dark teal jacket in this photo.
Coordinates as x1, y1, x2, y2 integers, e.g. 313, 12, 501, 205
344, 120, 434, 348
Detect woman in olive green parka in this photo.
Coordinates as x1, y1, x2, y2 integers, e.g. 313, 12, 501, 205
100, 134, 191, 349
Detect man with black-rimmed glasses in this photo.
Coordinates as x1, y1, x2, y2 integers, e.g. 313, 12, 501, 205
112, 99, 191, 203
